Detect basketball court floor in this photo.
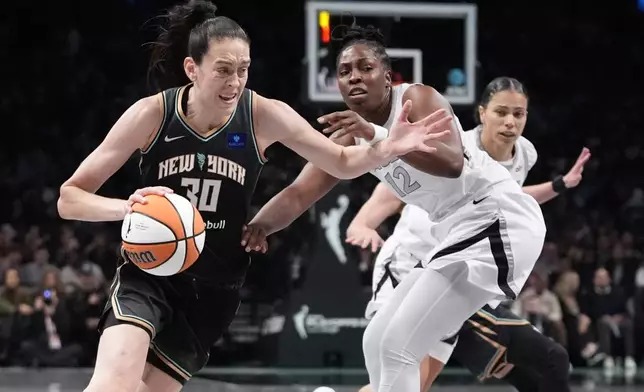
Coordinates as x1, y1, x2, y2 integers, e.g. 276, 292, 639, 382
0, 368, 641, 392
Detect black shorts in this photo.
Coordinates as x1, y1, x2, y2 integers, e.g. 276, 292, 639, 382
99, 257, 241, 384
451, 304, 533, 380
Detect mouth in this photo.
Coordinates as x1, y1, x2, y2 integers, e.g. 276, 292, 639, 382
348, 87, 367, 97
499, 131, 516, 139
219, 94, 237, 104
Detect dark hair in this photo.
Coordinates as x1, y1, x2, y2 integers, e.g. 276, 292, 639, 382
334, 23, 391, 70
474, 77, 528, 123
147, 0, 250, 92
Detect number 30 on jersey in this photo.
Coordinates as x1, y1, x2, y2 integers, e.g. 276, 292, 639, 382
181, 177, 222, 212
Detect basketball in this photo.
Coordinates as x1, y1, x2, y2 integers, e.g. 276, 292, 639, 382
121, 193, 206, 276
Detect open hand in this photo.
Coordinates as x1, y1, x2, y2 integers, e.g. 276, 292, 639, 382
563, 147, 591, 188
383, 101, 452, 156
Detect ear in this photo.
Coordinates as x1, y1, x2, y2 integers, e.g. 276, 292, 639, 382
384, 69, 392, 87
183, 57, 198, 82
477, 105, 486, 123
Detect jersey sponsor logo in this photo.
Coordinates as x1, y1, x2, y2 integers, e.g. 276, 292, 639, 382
293, 305, 369, 340
164, 135, 185, 142
227, 132, 246, 149
205, 219, 226, 230
158, 153, 246, 186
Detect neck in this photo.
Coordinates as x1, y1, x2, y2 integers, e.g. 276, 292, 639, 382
480, 129, 514, 161
187, 85, 232, 134
356, 87, 392, 126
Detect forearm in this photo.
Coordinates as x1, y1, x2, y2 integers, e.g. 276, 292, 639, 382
58, 185, 128, 222
334, 140, 394, 179
249, 188, 309, 235
522, 182, 560, 204
348, 184, 403, 230
250, 163, 341, 235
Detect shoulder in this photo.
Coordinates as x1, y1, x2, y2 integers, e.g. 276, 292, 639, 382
130, 94, 165, 123
517, 136, 538, 169
402, 84, 447, 106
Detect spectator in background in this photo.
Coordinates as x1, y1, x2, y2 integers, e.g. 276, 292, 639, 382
70, 262, 107, 365
20, 248, 50, 287
512, 270, 567, 346
15, 268, 83, 367
581, 267, 636, 379
553, 270, 602, 366
0, 267, 33, 362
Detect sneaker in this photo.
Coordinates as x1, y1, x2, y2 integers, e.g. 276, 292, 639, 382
625, 356, 637, 380
604, 357, 615, 379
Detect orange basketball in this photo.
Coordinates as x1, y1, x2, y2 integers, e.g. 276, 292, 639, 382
121, 193, 206, 276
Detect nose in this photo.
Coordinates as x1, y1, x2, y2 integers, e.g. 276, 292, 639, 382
503, 114, 516, 128
349, 69, 362, 84
228, 74, 241, 89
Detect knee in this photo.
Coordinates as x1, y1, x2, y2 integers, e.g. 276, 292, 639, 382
362, 322, 382, 361
379, 323, 420, 365
546, 342, 570, 380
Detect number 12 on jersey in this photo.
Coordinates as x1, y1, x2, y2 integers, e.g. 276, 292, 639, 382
181, 178, 222, 212
385, 166, 420, 197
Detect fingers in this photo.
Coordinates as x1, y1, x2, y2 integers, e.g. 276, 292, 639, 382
419, 108, 449, 126
242, 226, 268, 253
416, 143, 439, 154
397, 100, 413, 123
318, 110, 353, 125
127, 193, 147, 206
423, 129, 451, 142
570, 147, 591, 173
423, 113, 453, 131
134, 186, 174, 197
322, 121, 347, 135
371, 236, 384, 253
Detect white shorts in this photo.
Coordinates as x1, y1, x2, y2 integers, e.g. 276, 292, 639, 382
421, 182, 546, 302
364, 238, 457, 364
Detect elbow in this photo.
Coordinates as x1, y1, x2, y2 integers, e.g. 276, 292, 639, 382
444, 156, 464, 179
57, 186, 74, 220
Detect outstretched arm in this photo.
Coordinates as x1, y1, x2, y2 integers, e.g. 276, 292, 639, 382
347, 183, 402, 231
345, 183, 403, 252
523, 147, 591, 204
246, 133, 355, 236
254, 93, 449, 180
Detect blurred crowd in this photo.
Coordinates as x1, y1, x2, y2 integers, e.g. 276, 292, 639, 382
2, 0, 644, 376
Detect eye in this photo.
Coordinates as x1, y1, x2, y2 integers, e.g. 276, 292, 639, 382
338, 69, 349, 76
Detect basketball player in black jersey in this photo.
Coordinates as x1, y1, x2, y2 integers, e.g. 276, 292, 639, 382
56, 1, 452, 391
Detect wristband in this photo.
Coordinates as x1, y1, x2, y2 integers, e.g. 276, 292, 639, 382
368, 123, 389, 145
552, 175, 567, 193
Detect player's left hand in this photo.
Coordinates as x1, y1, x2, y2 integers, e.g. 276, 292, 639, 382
318, 110, 375, 140
563, 147, 591, 188
241, 224, 268, 253
384, 101, 452, 156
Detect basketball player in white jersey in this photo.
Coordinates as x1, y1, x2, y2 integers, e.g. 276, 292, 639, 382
243, 25, 546, 391
349, 77, 590, 392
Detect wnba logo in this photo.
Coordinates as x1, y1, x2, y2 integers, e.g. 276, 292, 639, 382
125, 249, 157, 264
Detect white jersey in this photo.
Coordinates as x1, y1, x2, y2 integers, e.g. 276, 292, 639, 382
366, 83, 545, 319
390, 119, 539, 260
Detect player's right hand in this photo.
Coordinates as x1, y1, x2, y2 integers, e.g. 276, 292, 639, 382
346, 225, 384, 253
126, 186, 174, 213
241, 224, 268, 253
